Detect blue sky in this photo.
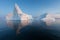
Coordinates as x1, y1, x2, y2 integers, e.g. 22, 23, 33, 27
0, 0, 60, 17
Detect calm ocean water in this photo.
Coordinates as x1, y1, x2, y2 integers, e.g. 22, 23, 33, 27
0, 19, 60, 40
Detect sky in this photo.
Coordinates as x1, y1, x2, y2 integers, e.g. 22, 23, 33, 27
0, 0, 60, 17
